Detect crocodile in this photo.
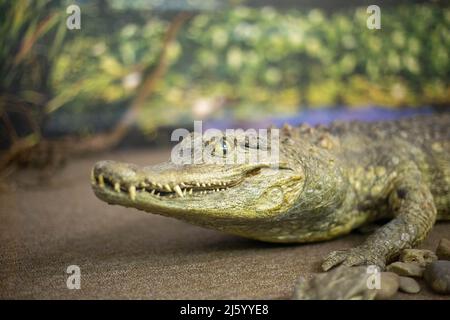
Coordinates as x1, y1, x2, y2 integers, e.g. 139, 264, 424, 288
91, 114, 450, 271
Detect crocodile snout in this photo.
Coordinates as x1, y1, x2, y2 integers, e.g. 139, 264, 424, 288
92, 160, 140, 185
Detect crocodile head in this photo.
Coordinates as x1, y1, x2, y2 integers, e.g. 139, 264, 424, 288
91, 127, 346, 242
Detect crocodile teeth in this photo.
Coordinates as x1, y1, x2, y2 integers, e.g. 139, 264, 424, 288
150, 189, 155, 195
183, 189, 187, 196
164, 184, 172, 192
196, 182, 200, 187
90, 170, 95, 183
173, 185, 183, 197
180, 183, 186, 187
201, 183, 206, 187
114, 182, 121, 192
129, 185, 136, 201
188, 189, 193, 195
157, 183, 163, 189
98, 174, 105, 187
140, 182, 148, 187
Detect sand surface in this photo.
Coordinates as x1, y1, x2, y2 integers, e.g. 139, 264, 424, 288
0, 149, 448, 299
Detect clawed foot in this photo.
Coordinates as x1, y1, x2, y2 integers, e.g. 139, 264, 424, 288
322, 246, 386, 271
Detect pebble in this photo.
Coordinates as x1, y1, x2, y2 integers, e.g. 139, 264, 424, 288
386, 262, 424, 277
400, 249, 437, 267
398, 276, 421, 294
293, 266, 377, 300
375, 272, 399, 300
424, 260, 450, 294
436, 238, 450, 261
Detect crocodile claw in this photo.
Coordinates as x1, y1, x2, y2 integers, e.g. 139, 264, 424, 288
322, 246, 386, 271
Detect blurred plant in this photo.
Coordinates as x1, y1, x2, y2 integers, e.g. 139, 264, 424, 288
1, 1, 449, 173
0, 0, 67, 173
0, 0, 65, 103
35, 3, 450, 132
0, 0, 191, 174
181, 5, 449, 112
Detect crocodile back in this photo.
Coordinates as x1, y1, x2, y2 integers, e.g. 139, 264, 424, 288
330, 114, 450, 220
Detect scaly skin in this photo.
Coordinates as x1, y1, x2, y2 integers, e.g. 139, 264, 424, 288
91, 114, 450, 271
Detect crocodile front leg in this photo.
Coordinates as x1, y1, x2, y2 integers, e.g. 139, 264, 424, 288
322, 163, 437, 271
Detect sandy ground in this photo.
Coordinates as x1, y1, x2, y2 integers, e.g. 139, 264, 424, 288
0, 149, 449, 299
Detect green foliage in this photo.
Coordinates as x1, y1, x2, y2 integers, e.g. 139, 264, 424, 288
180, 5, 449, 110
0, 0, 66, 99
2, 2, 449, 135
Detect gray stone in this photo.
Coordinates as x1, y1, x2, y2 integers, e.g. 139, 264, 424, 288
400, 249, 437, 267
375, 272, 399, 300
436, 238, 450, 261
424, 260, 450, 294
398, 276, 421, 294
293, 266, 377, 300
386, 262, 424, 277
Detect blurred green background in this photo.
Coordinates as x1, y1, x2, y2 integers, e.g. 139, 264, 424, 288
0, 0, 449, 149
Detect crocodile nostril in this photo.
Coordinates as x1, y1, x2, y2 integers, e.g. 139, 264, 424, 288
93, 160, 139, 183
93, 160, 116, 175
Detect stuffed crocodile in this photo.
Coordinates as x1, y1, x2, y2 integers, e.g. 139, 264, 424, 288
91, 114, 450, 271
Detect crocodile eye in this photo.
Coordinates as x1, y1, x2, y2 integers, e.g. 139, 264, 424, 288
213, 138, 231, 157
244, 137, 260, 150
